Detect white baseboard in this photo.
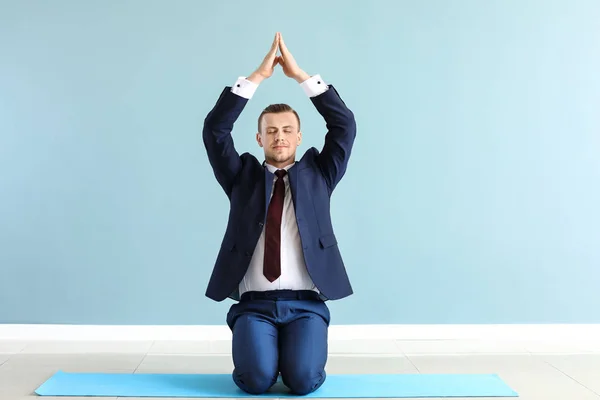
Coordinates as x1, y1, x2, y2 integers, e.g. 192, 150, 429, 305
1, 324, 600, 342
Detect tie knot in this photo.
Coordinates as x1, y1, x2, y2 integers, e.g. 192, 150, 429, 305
275, 169, 287, 179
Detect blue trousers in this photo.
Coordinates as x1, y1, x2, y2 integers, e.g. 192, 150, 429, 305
226, 290, 330, 395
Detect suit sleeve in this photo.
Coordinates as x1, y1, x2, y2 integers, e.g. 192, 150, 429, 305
309, 84, 357, 193
202, 85, 249, 198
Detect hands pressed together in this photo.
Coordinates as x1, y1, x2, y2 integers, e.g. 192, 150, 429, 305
248, 32, 310, 85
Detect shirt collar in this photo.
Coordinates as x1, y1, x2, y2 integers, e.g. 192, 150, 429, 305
264, 162, 295, 174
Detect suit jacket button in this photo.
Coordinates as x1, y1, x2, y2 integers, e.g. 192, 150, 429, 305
258, 222, 264, 228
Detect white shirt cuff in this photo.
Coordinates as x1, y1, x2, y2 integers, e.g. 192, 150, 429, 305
230, 77, 259, 99
300, 74, 328, 97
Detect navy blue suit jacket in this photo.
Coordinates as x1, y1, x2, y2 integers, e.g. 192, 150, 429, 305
203, 84, 356, 302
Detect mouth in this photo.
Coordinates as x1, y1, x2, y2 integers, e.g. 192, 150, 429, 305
272, 146, 287, 149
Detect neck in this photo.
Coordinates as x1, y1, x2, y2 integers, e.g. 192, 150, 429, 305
265, 158, 295, 170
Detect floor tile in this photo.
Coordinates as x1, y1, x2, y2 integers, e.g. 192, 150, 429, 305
397, 339, 529, 355
0, 353, 143, 372
326, 355, 418, 374
329, 339, 401, 354
540, 354, 600, 395
0, 340, 27, 353
135, 354, 234, 373
149, 340, 211, 354
0, 368, 56, 397
20, 340, 153, 354
0, 353, 12, 366
539, 354, 600, 370
407, 354, 544, 373
208, 340, 231, 354
523, 339, 594, 354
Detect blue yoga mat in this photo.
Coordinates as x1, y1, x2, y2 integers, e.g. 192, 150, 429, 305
36, 371, 518, 398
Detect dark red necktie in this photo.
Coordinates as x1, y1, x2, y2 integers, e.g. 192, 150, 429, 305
263, 169, 287, 282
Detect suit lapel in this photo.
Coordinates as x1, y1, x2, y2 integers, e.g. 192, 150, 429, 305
288, 163, 298, 210
264, 167, 274, 217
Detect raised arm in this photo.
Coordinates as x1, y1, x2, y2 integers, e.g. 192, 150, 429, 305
203, 33, 282, 198
279, 35, 356, 192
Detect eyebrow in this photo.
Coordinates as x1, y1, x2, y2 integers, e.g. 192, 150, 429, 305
267, 125, 295, 129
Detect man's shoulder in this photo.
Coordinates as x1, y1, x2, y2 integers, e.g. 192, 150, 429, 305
239, 152, 261, 167
229, 153, 262, 184
297, 147, 320, 166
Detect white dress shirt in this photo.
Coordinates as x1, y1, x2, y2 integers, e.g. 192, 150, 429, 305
230, 74, 328, 295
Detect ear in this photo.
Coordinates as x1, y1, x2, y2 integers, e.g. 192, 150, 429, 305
256, 132, 263, 147
297, 131, 302, 145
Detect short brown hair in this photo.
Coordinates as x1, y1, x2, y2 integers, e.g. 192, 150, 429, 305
258, 104, 301, 132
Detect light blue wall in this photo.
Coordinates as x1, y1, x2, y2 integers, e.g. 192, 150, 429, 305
1, 0, 599, 325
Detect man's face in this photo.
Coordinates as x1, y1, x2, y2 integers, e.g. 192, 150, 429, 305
256, 112, 302, 168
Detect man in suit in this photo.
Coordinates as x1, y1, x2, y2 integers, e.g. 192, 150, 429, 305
203, 32, 356, 395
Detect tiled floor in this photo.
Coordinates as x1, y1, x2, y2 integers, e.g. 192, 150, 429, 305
0, 340, 599, 400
